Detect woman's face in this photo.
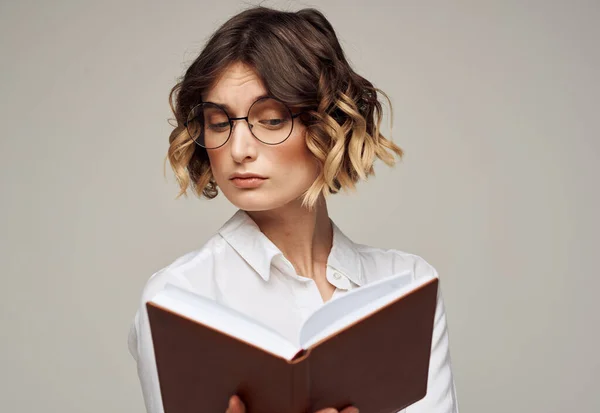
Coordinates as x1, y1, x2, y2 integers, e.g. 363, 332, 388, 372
203, 62, 319, 211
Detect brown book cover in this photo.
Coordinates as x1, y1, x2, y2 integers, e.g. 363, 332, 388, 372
146, 277, 438, 413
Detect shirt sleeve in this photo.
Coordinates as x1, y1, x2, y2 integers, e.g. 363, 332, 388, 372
405, 260, 459, 413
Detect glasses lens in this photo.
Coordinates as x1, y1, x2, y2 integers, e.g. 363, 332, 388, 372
248, 98, 293, 144
186, 103, 230, 148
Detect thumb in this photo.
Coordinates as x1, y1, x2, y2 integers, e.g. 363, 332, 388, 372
226, 395, 246, 413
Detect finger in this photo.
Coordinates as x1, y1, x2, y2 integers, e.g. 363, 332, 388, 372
227, 395, 246, 413
313, 409, 338, 413
340, 407, 359, 413
225, 395, 232, 413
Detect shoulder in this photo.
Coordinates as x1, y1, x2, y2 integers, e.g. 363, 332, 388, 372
137, 232, 230, 302
128, 233, 232, 361
353, 242, 439, 283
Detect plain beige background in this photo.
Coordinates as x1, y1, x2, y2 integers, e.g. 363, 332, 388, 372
1, 0, 598, 412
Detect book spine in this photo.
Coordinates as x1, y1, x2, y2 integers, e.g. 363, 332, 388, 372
291, 353, 311, 413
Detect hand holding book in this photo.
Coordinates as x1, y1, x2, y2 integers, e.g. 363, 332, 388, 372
225, 395, 359, 413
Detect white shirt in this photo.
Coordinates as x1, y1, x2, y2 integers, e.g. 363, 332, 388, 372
128, 210, 459, 413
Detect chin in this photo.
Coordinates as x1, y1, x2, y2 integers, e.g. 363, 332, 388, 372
221, 187, 298, 212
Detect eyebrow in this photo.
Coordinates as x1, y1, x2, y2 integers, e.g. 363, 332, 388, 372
206, 94, 270, 112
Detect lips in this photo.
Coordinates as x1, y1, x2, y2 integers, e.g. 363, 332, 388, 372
229, 173, 267, 180
229, 173, 267, 189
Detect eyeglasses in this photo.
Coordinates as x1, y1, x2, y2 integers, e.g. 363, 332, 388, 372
184, 96, 304, 149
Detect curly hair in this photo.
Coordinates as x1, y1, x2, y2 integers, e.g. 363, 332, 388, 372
166, 6, 403, 208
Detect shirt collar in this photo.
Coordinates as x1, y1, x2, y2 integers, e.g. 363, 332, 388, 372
218, 209, 364, 286
328, 220, 364, 286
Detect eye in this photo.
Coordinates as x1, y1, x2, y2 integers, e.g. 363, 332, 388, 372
208, 121, 230, 132
258, 118, 288, 129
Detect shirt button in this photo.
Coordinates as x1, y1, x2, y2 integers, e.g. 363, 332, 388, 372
333, 272, 342, 280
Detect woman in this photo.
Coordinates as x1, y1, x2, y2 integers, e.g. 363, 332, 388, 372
128, 6, 459, 413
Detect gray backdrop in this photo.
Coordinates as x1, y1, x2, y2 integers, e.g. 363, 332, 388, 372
1, 1, 598, 412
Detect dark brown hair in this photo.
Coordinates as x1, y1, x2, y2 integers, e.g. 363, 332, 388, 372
167, 6, 403, 207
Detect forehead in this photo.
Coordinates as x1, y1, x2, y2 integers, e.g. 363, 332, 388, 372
203, 62, 267, 113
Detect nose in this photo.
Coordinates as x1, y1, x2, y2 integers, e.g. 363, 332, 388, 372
229, 118, 257, 164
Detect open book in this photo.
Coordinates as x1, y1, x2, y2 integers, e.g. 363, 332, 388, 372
146, 272, 438, 413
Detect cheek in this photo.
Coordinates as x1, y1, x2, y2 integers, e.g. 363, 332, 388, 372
206, 149, 227, 182
271, 129, 318, 178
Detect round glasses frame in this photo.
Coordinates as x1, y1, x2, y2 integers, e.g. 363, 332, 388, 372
183, 96, 305, 149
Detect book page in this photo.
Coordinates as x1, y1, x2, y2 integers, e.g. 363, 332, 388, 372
150, 284, 301, 360
299, 272, 434, 349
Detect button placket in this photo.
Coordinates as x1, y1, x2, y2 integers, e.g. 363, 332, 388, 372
327, 266, 352, 290
279, 267, 325, 320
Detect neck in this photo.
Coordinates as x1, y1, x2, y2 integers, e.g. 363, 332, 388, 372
246, 195, 332, 279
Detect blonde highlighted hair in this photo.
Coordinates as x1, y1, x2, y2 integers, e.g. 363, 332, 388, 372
166, 6, 403, 209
